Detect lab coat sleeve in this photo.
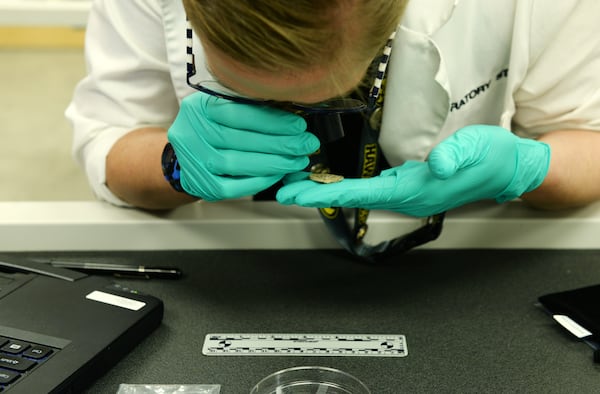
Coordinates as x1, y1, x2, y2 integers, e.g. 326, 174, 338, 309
512, 0, 600, 137
65, 0, 179, 206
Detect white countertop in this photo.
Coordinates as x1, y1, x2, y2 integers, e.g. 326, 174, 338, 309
1, 200, 600, 251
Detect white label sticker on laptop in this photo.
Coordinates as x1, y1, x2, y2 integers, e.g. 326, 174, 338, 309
553, 314, 593, 338
86, 290, 145, 311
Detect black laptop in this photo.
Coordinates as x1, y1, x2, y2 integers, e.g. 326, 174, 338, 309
0, 260, 163, 393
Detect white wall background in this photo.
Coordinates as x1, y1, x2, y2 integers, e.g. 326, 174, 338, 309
0, 0, 91, 26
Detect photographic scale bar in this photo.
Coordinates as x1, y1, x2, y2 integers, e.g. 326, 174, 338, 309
202, 333, 407, 357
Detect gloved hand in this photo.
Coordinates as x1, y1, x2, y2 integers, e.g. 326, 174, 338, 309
168, 92, 320, 200
277, 125, 551, 217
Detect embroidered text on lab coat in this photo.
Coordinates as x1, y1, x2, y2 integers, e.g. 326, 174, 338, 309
450, 68, 509, 112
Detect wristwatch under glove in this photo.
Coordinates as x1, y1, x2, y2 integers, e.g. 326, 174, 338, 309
161, 142, 185, 193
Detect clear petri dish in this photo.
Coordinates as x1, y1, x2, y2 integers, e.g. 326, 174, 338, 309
250, 366, 371, 394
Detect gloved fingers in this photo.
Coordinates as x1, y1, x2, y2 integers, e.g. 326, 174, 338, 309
183, 173, 283, 201
281, 171, 310, 185
203, 127, 319, 156
276, 177, 394, 208
276, 179, 317, 204
206, 150, 310, 177
277, 162, 437, 212
428, 125, 495, 179
427, 137, 464, 179
205, 98, 308, 135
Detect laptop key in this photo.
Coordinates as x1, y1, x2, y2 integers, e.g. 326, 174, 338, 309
0, 369, 20, 384
0, 337, 60, 391
0, 354, 36, 372
1, 340, 30, 354
23, 345, 53, 359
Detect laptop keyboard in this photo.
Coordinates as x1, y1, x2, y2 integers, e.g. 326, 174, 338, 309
0, 336, 57, 392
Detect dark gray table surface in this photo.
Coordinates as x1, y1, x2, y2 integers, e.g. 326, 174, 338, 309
6, 249, 600, 393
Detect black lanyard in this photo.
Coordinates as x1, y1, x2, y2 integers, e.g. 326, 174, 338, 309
311, 31, 445, 263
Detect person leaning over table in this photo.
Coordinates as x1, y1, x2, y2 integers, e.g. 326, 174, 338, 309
66, 0, 600, 218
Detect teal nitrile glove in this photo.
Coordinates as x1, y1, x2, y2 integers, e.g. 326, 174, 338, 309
167, 92, 320, 201
277, 125, 551, 217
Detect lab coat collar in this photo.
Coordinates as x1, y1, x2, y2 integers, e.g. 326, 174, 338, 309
378, 0, 458, 165
400, 0, 460, 36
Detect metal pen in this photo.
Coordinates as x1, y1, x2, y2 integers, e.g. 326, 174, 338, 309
49, 261, 182, 279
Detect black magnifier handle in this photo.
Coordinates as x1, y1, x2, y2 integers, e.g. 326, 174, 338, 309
306, 113, 345, 143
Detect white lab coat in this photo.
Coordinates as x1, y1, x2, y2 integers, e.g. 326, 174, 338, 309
66, 0, 600, 206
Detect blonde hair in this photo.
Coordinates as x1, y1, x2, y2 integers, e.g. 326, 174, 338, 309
184, 0, 407, 87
